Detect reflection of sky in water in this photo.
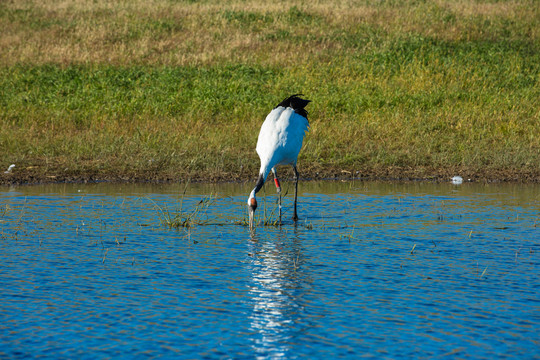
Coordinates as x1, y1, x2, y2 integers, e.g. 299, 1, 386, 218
0, 181, 538, 359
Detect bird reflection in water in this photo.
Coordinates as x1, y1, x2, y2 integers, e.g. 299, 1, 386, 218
247, 231, 310, 359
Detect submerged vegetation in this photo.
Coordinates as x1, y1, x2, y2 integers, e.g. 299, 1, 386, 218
149, 183, 302, 229
152, 192, 288, 229
151, 195, 216, 228
0, 0, 539, 184
150, 184, 217, 228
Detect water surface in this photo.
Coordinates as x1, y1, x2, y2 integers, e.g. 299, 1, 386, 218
1, 181, 539, 359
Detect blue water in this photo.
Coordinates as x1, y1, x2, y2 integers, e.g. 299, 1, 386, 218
0, 181, 538, 359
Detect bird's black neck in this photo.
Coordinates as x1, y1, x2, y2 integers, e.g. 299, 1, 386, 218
253, 173, 265, 194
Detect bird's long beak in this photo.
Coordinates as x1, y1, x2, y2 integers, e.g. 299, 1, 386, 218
248, 207, 255, 230
248, 196, 257, 230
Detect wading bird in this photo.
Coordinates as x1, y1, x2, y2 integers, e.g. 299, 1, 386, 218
247, 94, 311, 229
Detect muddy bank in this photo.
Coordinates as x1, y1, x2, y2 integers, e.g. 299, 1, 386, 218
1, 166, 538, 186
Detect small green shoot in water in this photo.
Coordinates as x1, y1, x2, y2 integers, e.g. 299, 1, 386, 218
102, 248, 109, 264
480, 266, 488, 278
339, 226, 359, 242
0, 204, 11, 217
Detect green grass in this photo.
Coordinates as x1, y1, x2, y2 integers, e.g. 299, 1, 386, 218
0, 0, 539, 183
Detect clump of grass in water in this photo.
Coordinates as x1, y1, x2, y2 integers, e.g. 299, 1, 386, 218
0, 204, 11, 217
149, 188, 216, 229
236, 195, 281, 227
261, 197, 280, 227
238, 203, 314, 229
339, 226, 360, 242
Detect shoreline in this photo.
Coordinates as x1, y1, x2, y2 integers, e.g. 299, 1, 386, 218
2, 167, 538, 186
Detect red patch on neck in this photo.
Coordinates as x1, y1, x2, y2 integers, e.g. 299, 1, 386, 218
250, 198, 257, 210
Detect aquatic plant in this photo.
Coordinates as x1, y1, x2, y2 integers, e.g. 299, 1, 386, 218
238, 186, 318, 229
0, 204, 11, 217
480, 266, 488, 278
303, 218, 313, 230
235, 197, 281, 228
150, 191, 216, 229
261, 197, 281, 227
339, 226, 360, 242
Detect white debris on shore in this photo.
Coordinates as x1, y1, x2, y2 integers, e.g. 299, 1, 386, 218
451, 176, 463, 185
4, 164, 15, 174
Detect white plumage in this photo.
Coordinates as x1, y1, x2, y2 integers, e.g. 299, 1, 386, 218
256, 107, 309, 179
248, 94, 311, 228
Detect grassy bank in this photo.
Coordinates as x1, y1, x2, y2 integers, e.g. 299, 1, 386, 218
1, 0, 539, 184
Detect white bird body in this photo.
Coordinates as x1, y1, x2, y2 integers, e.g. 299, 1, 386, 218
248, 94, 311, 228
256, 107, 309, 179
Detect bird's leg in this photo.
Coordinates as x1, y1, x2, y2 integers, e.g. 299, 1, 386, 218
292, 165, 299, 222
271, 168, 282, 225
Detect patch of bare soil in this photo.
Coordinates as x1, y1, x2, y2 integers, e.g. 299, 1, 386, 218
1, 165, 538, 186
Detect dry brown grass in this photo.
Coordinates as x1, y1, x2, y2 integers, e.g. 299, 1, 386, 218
2, 0, 537, 66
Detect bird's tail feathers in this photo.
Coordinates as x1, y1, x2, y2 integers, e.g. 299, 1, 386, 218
276, 94, 311, 118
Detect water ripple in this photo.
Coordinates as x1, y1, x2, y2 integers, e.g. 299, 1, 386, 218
0, 182, 538, 359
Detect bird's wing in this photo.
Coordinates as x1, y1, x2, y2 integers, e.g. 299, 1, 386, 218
256, 107, 309, 176
256, 107, 284, 168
